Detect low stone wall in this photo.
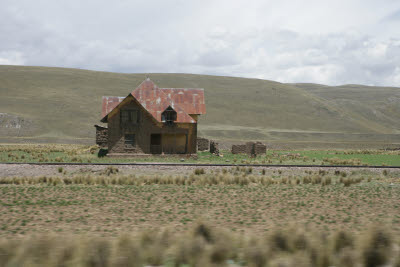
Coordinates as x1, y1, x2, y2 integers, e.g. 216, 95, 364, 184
231, 144, 246, 154
231, 141, 266, 156
245, 142, 255, 155
197, 137, 210, 151
95, 125, 108, 148
254, 142, 267, 155
210, 140, 219, 156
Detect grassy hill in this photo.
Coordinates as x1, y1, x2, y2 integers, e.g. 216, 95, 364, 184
0, 65, 399, 148
293, 83, 400, 134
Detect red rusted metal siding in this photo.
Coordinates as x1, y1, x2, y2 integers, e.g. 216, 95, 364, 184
101, 78, 205, 123
101, 96, 124, 118
131, 79, 195, 123
161, 88, 206, 115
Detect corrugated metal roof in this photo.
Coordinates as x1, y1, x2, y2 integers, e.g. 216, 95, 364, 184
101, 96, 124, 118
131, 79, 195, 123
101, 78, 205, 123
161, 88, 206, 115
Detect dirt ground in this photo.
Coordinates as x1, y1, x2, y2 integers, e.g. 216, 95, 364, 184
0, 174, 399, 238
0, 164, 399, 238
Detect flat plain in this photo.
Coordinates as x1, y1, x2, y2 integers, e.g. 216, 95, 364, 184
0, 167, 399, 238
1, 144, 400, 166
0, 144, 399, 266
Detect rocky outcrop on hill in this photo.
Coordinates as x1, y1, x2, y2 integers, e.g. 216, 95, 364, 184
0, 113, 39, 137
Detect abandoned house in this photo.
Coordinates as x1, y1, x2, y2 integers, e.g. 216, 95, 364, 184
95, 78, 206, 156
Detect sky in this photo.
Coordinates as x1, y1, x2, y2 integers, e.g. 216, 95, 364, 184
1, 0, 400, 86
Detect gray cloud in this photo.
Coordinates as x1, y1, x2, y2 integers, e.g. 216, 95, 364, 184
1, 0, 400, 86
382, 8, 400, 21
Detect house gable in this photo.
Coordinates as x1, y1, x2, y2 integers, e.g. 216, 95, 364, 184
106, 94, 160, 126
101, 78, 205, 123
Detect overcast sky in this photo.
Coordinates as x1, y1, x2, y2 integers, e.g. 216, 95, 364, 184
2, 0, 400, 86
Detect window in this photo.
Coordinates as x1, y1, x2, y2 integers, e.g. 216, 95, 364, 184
121, 110, 139, 124
163, 111, 175, 121
124, 134, 135, 146
161, 106, 177, 125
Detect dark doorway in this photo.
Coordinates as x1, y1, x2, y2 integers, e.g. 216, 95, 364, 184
150, 134, 162, 154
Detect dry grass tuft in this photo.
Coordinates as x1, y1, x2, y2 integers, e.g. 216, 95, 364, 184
0, 223, 397, 267
361, 227, 392, 267
101, 166, 119, 176
194, 168, 205, 175
0, 169, 376, 187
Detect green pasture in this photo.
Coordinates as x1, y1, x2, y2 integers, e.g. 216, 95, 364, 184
0, 144, 399, 166
270, 150, 400, 166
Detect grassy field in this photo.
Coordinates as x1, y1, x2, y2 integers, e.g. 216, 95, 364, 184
0, 166, 399, 266
1, 144, 400, 266
0, 65, 399, 147
268, 150, 400, 166
1, 168, 399, 236
1, 144, 400, 166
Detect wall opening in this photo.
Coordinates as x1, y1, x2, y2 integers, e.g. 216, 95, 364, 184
162, 134, 187, 154
150, 134, 162, 154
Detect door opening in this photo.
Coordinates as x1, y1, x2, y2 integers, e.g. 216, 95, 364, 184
150, 134, 162, 154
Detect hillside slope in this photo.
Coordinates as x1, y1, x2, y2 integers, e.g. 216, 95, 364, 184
0, 65, 399, 147
293, 83, 400, 134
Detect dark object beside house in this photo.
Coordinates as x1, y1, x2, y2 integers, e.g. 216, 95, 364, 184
95, 78, 206, 156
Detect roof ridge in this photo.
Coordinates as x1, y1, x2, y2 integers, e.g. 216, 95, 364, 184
131, 79, 195, 123
160, 88, 204, 90
154, 85, 195, 123
134, 77, 155, 90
